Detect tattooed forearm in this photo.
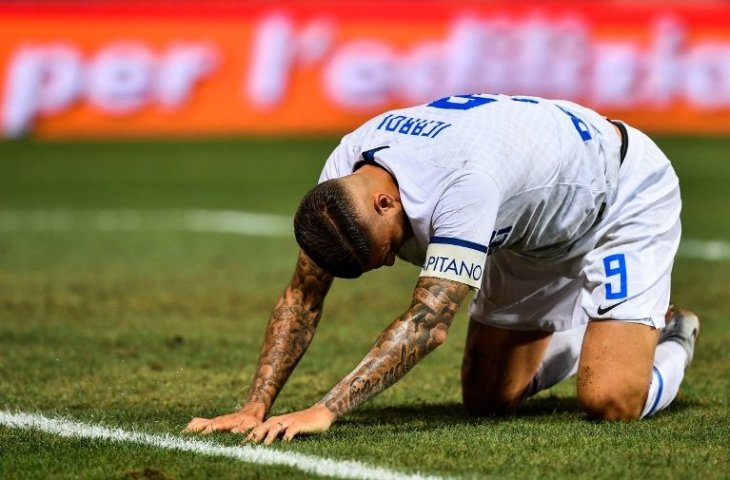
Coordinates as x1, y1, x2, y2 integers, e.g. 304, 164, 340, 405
318, 277, 470, 416
246, 250, 333, 410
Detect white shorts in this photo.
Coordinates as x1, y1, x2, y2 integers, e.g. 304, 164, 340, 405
469, 124, 681, 332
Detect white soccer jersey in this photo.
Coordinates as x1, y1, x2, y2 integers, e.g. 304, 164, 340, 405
318, 94, 624, 289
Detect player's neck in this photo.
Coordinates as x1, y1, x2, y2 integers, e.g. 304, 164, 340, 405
355, 164, 399, 197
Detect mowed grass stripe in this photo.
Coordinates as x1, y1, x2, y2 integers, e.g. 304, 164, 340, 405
0, 209, 728, 261
0, 411, 449, 480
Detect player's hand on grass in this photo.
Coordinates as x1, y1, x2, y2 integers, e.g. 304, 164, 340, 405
247, 404, 337, 445
184, 402, 265, 435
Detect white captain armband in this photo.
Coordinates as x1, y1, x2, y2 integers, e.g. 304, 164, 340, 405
419, 236, 487, 289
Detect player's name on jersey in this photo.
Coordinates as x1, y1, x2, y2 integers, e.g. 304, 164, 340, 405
376, 114, 452, 139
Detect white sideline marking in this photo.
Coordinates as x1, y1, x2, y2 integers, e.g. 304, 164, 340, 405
678, 239, 730, 261
0, 411, 448, 480
0, 209, 292, 237
0, 209, 729, 261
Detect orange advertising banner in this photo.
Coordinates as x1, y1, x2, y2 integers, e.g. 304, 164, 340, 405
1, 1, 730, 138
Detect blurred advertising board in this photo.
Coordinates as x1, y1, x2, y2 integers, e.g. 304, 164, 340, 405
1, 1, 730, 138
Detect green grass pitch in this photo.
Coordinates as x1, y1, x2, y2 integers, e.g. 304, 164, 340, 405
0, 136, 728, 479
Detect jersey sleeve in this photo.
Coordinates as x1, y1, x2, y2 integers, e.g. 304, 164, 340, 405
419, 171, 501, 289
318, 132, 358, 183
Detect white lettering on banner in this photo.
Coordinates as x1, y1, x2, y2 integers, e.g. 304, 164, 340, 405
247, 14, 296, 108
2, 45, 82, 136
399, 41, 449, 104
246, 14, 332, 108
157, 44, 217, 109
246, 13, 730, 112
641, 18, 683, 108
2, 43, 217, 136
591, 43, 640, 108
684, 44, 730, 109
324, 41, 398, 108
420, 242, 486, 289
87, 43, 155, 112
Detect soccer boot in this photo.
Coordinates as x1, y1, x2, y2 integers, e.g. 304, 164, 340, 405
660, 307, 700, 369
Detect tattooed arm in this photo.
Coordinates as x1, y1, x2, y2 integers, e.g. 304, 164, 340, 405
247, 276, 471, 444
185, 250, 333, 435
318, 276, 470, 415
245, 250, 333, 409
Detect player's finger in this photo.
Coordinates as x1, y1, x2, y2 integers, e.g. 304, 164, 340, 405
282, 424, 299, 442
205, 415, 245, 434
263, 422, 285, 445
183, 417, 211, 433
231, 418, 260, 434
201, 418, 228, 435
193, 420, 219, 434
246, 424, 266, 443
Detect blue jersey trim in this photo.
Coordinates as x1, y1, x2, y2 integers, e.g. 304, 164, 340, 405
647, 366, 664, 417
362, 145, 390, 162
430, 236, 488, 253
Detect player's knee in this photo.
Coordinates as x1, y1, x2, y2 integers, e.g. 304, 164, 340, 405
462, 382, 525, 416
461, 353, 527, 415
578, 387, 644, 421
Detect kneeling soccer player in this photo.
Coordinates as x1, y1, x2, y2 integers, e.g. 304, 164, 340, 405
186, 94, 699, 444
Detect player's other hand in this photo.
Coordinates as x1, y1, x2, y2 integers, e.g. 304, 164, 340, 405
247, 404, 336, 445
184, 402, 265, 435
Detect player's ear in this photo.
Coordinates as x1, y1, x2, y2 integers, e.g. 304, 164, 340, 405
374, 193, 395, 214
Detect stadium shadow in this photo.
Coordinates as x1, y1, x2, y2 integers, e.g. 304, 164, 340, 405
342, 396, 586, 431
340, 395, 699, 433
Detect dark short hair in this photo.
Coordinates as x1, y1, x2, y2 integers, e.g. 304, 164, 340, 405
294, 179, 374, 278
